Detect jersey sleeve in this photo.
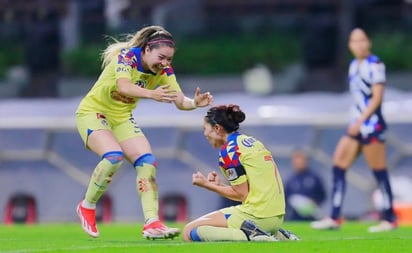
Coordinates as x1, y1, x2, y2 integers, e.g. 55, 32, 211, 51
114, 49, 134, 80
371, 61, 386, 84
220, 164, 247, 185
219, 141, 247, 186
158, 66, 182, 92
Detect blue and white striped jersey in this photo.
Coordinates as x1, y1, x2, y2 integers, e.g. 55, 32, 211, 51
348, 54, 386, 137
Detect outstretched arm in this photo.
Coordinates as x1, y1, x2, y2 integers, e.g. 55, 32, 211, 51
174, 87, 213, 110
117, 78, 178, 103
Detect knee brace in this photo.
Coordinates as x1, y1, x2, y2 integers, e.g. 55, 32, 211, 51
133, 153, 157, 168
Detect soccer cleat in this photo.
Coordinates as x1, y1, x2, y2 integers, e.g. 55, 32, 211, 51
368, 220, 398, 233
240, 220, 278, 242
76, 202, 99, 238
142, 220, 180, 240
310, 217, 342, 230
277, 228, 300, 241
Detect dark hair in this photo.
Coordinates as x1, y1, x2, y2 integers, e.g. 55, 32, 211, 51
205, 104, 246, 132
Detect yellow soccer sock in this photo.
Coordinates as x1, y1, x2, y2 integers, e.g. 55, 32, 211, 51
135, 163, 159, 221
85, 155, 123, 205
196, 225, 248, 241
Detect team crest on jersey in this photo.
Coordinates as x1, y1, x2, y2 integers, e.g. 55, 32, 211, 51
118, 49, 138, 68
226, 168, 238, 181
101, 119, 108, 127
135, 80, 147, 88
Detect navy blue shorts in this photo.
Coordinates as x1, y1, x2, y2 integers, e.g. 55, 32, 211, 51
347, 129, 386, 145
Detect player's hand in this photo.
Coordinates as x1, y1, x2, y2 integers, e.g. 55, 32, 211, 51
193, 87, 213, 108
207, 171, 221, 185
347, 121, 361, 136
192, 172, 208, 187
150, 85, 178, 103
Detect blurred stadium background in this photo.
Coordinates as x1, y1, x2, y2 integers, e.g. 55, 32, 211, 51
1, 0, 412, 224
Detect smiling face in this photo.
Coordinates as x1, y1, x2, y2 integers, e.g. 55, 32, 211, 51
142, 45, 175, 73
348, 28, 371, 60
203, 119, 227, 148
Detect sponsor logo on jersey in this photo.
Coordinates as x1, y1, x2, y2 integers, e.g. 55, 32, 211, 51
241, 137, 256, 147
116, 66, 130, 73
110, 91, 136, 104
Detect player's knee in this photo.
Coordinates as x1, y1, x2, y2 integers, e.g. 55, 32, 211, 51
133, 153, 157, 168
102, 151, 124, 165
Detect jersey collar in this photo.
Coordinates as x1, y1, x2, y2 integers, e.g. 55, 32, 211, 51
129, 47, 146, 73
227, 132, 240, 143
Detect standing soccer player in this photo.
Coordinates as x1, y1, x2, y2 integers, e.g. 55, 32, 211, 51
75, 25, 213, 239
310, 28, 397, 232
183, 104, 299, 242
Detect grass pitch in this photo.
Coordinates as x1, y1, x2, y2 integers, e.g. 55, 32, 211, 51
1, 221, 411, 253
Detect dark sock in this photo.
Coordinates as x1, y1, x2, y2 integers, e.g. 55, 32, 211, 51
331, 166, 346, 220
372, 170, 396, 222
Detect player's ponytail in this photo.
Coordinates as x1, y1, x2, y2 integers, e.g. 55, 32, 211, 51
227, 104, 246, 125
205, 104, 246, 133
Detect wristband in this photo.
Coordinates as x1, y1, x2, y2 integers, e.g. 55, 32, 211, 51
191, 98, 197, 109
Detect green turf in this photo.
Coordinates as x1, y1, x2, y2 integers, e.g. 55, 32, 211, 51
0, 222, 411, 253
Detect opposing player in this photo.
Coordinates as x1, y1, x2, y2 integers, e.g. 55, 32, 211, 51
182, 104, 299, 242
310, 28, 397, 232
75, 25, 213, 239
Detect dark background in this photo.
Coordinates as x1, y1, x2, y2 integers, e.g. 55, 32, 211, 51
0, 0, 411, 97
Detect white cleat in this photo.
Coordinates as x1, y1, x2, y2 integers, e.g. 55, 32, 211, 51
368, 220, 398, 233
310, 217, 341, 230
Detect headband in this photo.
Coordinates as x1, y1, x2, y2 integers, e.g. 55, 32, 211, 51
147, 39, 175, 47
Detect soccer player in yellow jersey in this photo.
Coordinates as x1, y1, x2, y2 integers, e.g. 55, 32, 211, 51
183, 104, 298, 242
75, 25, 213, 239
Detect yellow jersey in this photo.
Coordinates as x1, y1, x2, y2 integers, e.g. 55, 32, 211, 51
219, 132, 285, 217
77, 47, 181, 123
